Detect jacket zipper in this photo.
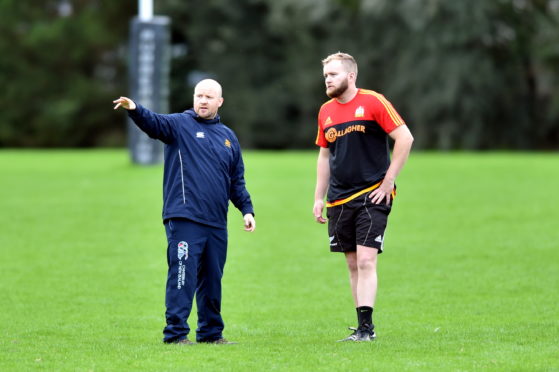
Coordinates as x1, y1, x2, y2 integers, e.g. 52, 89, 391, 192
178, 150, 186, 204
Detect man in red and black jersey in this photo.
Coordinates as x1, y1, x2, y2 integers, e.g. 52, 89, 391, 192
313, 52, 413, 342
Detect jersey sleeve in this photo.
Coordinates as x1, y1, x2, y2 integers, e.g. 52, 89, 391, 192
315, 111, 328, 148
370, 93, 405, 134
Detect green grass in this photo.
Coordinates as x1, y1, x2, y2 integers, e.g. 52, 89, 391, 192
0, 150, 558, 371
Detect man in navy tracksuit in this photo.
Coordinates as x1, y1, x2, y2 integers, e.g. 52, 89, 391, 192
113, 79, 255, 345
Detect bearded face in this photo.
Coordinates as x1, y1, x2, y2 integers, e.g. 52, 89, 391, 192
323, 60, 353, 100
326, 77, 349, 98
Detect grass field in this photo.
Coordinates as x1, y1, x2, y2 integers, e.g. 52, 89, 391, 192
0, 150, 558, 371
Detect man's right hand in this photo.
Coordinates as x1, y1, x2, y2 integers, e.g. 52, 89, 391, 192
113, 97, 136, 110
313, 200, 327, 224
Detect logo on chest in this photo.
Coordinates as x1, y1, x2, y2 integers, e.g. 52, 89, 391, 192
355, 106, 365, 118
196, 132, 205, 138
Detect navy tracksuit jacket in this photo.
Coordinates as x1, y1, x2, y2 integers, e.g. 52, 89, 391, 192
128, 105, 254, 342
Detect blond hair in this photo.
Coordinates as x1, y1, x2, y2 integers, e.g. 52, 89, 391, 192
322, 52, 358, 76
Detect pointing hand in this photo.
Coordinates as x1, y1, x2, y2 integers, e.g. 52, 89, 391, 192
113, 97, 136, 110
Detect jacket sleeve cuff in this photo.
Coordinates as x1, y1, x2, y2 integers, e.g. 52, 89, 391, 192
126, 103, 141, 118
241, 206, 254, 217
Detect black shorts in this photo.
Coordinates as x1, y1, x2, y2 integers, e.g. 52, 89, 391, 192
326, 194, 392, 253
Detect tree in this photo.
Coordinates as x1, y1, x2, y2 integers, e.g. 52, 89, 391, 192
0, 0, 134, 147
1, 0, 558, 149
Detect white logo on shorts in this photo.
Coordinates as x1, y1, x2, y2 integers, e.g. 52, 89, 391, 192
375, 235, 383, 243
329, 236, 337, 246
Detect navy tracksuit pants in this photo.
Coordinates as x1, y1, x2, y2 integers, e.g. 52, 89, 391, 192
163, 218, 228, 343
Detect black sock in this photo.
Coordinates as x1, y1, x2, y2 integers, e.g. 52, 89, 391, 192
356, 306, 373, 329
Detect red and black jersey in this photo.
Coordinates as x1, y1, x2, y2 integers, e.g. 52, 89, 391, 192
316, 89, 405, 206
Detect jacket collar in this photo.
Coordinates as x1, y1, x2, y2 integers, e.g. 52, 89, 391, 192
184, 109, 220, 124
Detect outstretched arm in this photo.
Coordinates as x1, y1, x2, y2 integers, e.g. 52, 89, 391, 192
313, 147, 330, 224
369, 125, 414, 205
113, 96, 175, 143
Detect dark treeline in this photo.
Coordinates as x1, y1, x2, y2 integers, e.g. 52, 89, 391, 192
1, 0, 558, 149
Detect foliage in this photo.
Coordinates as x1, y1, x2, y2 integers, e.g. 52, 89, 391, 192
0, 1, 133, 147
1, 1, 559, 148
